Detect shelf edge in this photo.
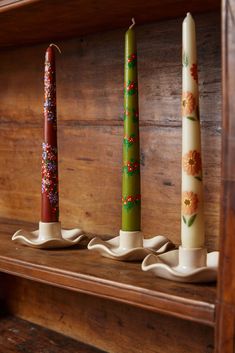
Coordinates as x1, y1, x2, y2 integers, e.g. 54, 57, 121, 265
0, 255, 215, 326
0, 0, 40, 13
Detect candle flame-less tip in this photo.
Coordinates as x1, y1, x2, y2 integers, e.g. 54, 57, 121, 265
186, 12, 194, 20
129, 17, 135, 29
49, 43, 62, 54
183, 12, 194, 24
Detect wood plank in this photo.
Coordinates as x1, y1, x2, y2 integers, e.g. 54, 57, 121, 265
0, 125, 221, 248
0, 1, 220, 48
215, 302, 235, 353
0, 13, 221, 249
215, 0, 235, 352
3, 275, 214, 353
217, 0, 235, 306
0, 219, 216, 326
0, 315, 105, 353
0, 13, 221, 126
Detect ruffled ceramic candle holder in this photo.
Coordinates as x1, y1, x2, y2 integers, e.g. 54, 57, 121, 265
142, 246, 219, 283
88, 230, 174, 261
12, 221, 88, 249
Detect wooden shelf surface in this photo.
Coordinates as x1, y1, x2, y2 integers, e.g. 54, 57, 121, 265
0, 0, 220, 48
0, 218, 216, 326
0, 314, 106, 352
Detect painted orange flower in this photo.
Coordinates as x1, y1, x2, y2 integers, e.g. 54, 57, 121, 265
182, 150, 201, 176
182, 92, 196, 116
182, 191, 199, 215
190, 63, 198, 83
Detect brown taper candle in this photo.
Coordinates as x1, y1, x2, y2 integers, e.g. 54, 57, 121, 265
41, 44, 59, 222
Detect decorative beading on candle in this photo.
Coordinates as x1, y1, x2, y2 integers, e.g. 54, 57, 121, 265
41, 142, 59, 216
44, 54, 56, 126
41, 45, 59, 223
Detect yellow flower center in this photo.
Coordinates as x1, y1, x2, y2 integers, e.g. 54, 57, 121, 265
188, 158, 195, 165
184, 199, 191, 206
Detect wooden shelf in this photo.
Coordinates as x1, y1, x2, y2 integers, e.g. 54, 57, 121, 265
0, 0, 220, 48
0, 315, 105, 352
0, 0, 233, 351
0, 218, 216, 327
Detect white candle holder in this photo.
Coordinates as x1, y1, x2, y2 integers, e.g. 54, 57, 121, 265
88, 230, 174, 261
12, 221, 89, 249
141, 245, 219, 283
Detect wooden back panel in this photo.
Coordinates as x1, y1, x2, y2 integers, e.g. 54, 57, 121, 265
3, 275, 214, 353
0, 12, 221, 248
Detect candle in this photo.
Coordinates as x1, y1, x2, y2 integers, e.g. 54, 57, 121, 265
181, 13, 205, 248
41, 44, 59, 223
122, 19, 141, 231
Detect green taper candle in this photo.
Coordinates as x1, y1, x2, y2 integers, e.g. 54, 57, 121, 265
122, 18, 141, 231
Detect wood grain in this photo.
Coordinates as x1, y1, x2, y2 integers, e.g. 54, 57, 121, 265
0, 315, 105, 353
0, 0, 40, 11
0, 4, 226, 353
0, 273, 6, 309
215, 0, 235, 352
3, 275, 214, 353
0, 13, 221, 125
0, 218, 216, 326
0, 0, 220, 48
0, 13, 221, 249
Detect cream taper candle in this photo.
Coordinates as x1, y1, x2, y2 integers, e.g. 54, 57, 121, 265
181, 13, 205, 248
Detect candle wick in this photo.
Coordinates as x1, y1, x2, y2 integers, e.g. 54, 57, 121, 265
49, 43, 62, 54
129, 18, 135, 29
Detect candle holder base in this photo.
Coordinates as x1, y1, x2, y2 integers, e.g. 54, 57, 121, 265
141, 246, 219, 283
12, 221, 89, 249
88, 230, 174, 261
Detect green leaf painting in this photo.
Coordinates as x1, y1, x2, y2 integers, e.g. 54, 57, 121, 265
182, 52, 189, 67
186, 116, 197, 121
182, 214, 197, 227
188, 214, 197, 227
